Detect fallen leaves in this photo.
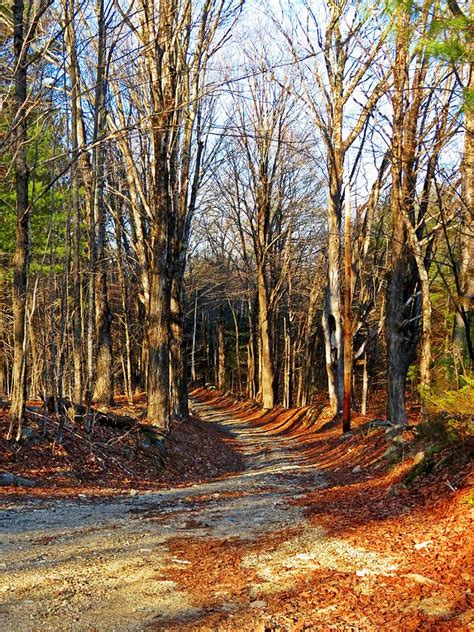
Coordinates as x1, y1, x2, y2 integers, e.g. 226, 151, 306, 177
0, 398, 245, 498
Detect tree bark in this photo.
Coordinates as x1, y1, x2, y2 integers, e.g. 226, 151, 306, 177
257, 266, 275, 408
342, 181, 352, 432
246, 298, 257, 399
217, 309, 226, 390
451, 0, 474, 367
170, 276, 189, 418
191, 291, 198, 383
9, 0, 29, 441
91, 0, 113, 405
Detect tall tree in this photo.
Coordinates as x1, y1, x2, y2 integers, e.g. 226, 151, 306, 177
8, 0, 52, 439
279, 0, 390, 417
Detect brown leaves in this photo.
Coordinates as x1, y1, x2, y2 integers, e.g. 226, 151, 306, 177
0, 399, 245, 498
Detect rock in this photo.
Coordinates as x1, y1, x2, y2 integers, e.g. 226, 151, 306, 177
352, 465, 362, 474
20, 427, 35, 440
383, 445, 400, 461
0, 472, 36, 487
391, 434, 409, 445
371, 418, 391, 428
129, 489, 138, 497
385, 424, 405, 438
140, 436, 152, 449
52, 470, 77, 478
404, 573, 438, 586
418, 596, 452, 617
414, 540, 431, 550
413, 451, 425, 465
249, 600, 267, 609
386, 483, 406, 497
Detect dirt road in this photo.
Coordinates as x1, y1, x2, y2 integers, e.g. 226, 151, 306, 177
0, 400, 432, 631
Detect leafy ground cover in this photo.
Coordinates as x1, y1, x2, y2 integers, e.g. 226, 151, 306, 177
0, 388, 472, 630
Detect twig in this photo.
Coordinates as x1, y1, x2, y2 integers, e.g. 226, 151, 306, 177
103, 426, 139, 446
25, 409, 135, 476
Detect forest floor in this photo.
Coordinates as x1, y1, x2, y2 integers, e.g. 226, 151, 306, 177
0, 389, 472, 631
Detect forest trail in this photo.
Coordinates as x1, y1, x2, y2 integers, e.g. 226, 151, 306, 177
0, 397, 469, 631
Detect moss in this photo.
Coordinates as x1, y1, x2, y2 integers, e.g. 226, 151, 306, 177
404, 445, 442, 486
464, 491, 474, 508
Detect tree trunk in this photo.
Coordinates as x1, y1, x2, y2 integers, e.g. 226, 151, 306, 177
297, 272, 319, 406
361, 354, 368, 416
170, 276, 189, 419
257, 267, 274, 409
246, 299, 256, 399
283, 315, 291, 408
229, 301, 242, 393
322, 287, 337, 415
386, 8, 420, 425
217, 310, 226, 390
9, 0, 29, 441
452, 0, 474, 366
147, 237, 171, 432
191, 291, 198, 383
342, 181, 352, 432
0, 260, 6, 396
113, 207, 133, 403
91, 0, 113, 405
325, 160, 344, 416
64, 0, 83, 404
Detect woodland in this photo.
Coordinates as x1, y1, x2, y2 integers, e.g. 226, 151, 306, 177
0, 0, 473, 629
0, 0, 473, 435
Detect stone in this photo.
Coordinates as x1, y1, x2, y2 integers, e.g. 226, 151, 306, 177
413, 451, 425, 465
383, 445, 400, 460
20, 427, 34, 440
386, 483, 406, 497
418, 596, 452, 617
140, 436, 152, 449
392, 434, 409, 445
0, 472, 36, 487
385, 424, 406, 438
414, 540, 431, 550
405, 573, 438, 586
352, 465, 362, 474
129, 489, 138, 497
371, 419, 391, 428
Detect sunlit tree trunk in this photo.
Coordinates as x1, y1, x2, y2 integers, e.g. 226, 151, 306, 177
170, 276, 188, 418
191, 291, 198, 384
9, 0, 29, 440
342, 182, 352, 432
246, 298, 257, 399
450, 0, 473, 367
257, 266, 274, 408
217, 312, 226, 390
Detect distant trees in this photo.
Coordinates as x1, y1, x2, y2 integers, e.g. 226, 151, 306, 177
278, 0, 390, 422
1, 0, 471, 441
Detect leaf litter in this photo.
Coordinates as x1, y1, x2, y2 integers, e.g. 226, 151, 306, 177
0, 387, 472, 631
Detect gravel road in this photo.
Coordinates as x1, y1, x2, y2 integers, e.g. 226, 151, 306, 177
0, 401, 397, 631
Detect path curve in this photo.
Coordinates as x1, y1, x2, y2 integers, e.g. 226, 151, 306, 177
0, 399, 396, 631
